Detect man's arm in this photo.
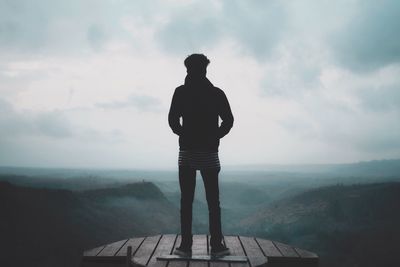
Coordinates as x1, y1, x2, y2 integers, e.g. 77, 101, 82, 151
218, 91, 234, 138
168, 88, 183, 136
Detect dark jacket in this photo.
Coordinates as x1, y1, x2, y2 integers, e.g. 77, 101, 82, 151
168, 76, 234, 151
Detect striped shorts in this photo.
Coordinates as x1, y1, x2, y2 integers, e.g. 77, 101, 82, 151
178, 150, 220, 170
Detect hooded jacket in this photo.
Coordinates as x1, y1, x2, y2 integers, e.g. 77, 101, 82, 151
168, 75, 234, 151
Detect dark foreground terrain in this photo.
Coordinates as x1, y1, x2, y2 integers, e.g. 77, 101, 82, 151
0, 180, 179, 267
0, 162, 400, 267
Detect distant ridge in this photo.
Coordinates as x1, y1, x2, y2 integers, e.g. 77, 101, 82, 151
0, 159, 400, 178
226, 159, 400, 176
240, 181, 400, 228
82, 181, 167, 200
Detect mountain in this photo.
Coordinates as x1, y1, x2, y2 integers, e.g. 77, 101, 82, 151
228, 159, 400, 177
0, 181, 179, 267
2, 166, 399, 267
239, 182, 400, 267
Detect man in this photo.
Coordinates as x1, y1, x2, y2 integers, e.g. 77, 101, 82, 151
168, 54, 234, 257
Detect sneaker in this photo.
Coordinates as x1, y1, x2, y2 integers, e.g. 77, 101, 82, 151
211, 245, 230, 257
174, 246, 192, 257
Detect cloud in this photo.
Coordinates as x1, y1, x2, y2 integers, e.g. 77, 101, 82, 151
0, 98, 73, 138
0, 98, 127, 144
156, 0, 287, 58
86, 24, 107, 50
2, 0, 399, 73
221, 0, 287, 58
96, 94, 163, 112
0, 0, 48, 50
157, 12, 221, 54
260, 44, 324, 98
35, 111, 73, 138
358, 84, 400, 112
331, 0, 400, 71
0, 0, 161, 54
276, 83, 400, 156
1, 0, 400, 167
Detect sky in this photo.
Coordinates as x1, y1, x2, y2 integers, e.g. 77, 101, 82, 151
0, 0, 399, 169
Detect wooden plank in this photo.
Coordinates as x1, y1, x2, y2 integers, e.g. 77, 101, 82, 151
80, 262, 126, 267
224, 236, 249, 267
132, 235, 162, 266
148, 234, 177, 267
238, 237, 267, 267
97, 239, 129, 256
255, 238, 281, 258
209, 235, 230, 267
190, 235, 208, 267
157, 255, 248, 262
294, 248, 318, 259
170, 235, 188, 267
83, 245, 105, 257
273, 241, 299, 258
192, 234, 208, 255
116, 237, 145, 257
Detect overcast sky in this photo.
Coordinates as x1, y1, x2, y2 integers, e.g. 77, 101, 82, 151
1, 0, 399, 169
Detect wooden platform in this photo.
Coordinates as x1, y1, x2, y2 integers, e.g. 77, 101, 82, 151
157, 255, 248, 262
81, 234, 318, 267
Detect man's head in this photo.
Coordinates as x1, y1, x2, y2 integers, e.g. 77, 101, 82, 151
184, 54, 210, 77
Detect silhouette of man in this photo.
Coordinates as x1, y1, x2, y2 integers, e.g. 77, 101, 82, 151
169, 54, 234, 256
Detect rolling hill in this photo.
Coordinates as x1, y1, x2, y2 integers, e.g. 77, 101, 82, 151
239, 182, 400, 267
0, 181, 179, 267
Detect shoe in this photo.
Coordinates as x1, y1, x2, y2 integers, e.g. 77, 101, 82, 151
174, 246, 192, 257
211, 245, 230, 257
